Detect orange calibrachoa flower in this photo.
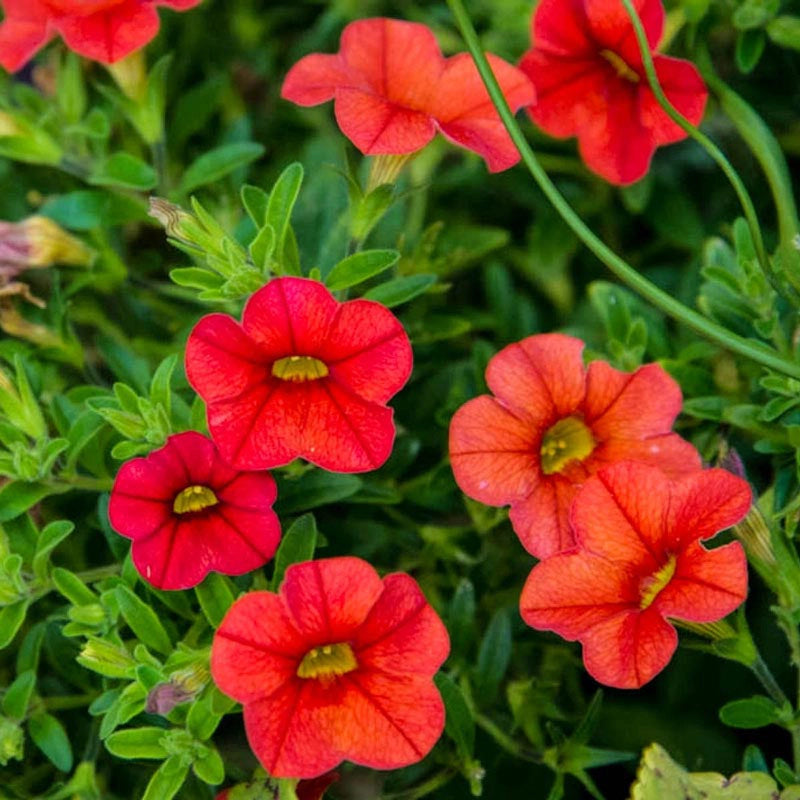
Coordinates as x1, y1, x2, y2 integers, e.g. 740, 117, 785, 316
185, 276, 413, 474
0, 0, 201, 72
281, 17, 534, 173
108, 431, 280, 590
449, 333, 701, 558
520, 462, 751, 689
518, 0, 708, 185
211, 557, 450, 778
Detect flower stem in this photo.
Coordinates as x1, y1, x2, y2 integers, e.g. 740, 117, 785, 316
381, 769, 458, 800
750, 654, 791, 709
445, 0, 800, 381
618, 0, 774, 288
475, 712, 541, 762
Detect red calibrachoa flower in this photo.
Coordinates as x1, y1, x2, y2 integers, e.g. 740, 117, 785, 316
185, 276, 413, 474
449, 333, 701, 558
281, 17, 534, 172
211, 557, 450, 778
0, 0, 201, 72
519, 0, 708, 184
520, 462, 751, 688
109, 431, 280, 590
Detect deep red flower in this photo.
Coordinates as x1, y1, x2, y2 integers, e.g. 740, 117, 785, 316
185, 276, 413, 474
281, 17, 534, 173
449, 333, 701, 558
108, 431, 280, 590
519, 0, 708, 184
520, 462, 751, 688
215, 772, 338, 800
211, 557, 450, 778
0, 0, 201, 72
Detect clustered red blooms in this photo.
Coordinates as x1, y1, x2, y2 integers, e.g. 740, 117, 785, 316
519, 0, 708, 184
108, 431, 281, 590
211, 557, 449, 778
449, 333, 701, 558
281, 17, 534, 172
185, 276, 413, 473
449, 335, 752, 688
0, 0, 201, 72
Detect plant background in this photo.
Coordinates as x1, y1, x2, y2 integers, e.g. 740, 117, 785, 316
1, 0, 799, 797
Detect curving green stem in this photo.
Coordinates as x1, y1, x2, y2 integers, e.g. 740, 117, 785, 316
617, 0, 774, 287
445, 0, 800, 381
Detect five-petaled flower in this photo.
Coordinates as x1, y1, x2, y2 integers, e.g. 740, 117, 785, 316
109, 431, 280, 590
519, 0, 708, 184
185, 276, 413, 474
449, 333, 701, 559
0, 0, 202, 72
281, 17, 534, 173
520, 462, 751, 688
211, 557, 450, 778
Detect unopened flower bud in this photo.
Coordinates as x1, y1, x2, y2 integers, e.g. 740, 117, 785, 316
146, 662, 210, 715
733, 505, 776, 566
77, 637, 136, 678
0, 217, 93, 279
148, 198, 194, 241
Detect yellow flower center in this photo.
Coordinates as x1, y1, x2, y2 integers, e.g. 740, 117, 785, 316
296, 643, 358, 680
173, 485, 219, 514
539, 416, 596, 475
639, 555, 677, 610
271, 355, 329, 382
600, 49, 640, 83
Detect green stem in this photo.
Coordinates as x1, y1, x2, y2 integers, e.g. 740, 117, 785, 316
475, 712, 541, 762
45, 475, 114, 492
750, 654, 790, 708
618, 0, 773, 286
445, 0, 800, 381
43, 692, 99, 711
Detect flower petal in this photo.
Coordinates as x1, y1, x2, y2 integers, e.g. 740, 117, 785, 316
324, 298, 412, 403
281, 53, 349, 106
530, 0, 595, 57
655, 540, 747, 622
0, 0, 50, 73
589, 432, 701, 478
212, 592, 303, 703
54, 0, 159, 63
581, 606, 677, 688
509, 474, 578, 557
449, 395, 538, 506
281, 558, 384, 643
585, 0, 663, 55
584, 362, 684, 439
354, 574, 450, 675
485, 333, 587, 424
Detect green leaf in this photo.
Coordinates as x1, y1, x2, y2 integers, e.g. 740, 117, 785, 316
241, 184, 269, 226
435, 673, 475, 760
266, 162, 303, 275
767, 16, 800, 51
115, 585, 173, 655
719, 695, 783, 729
28, 713, 73, 772
32, 520, 74, 580
0, 482, 59, 522
52, 567, 98, 606
193, 746, 225, 785
2, 670, 35, 719
179, 142, 265, 194
270, 513, 318, 590
169, 267, 224, 291
105, 727, 169, 760
40, 190, 148, 230
326, 250, 399, 291
735, 29, 766, 74
630, 742, 780, 799
275, 471, 362, 515
186, 695, 222, 741
142, 756, 190, 800
89, 153, 157, 190
474, 608, 512, 705
249, 223, 275, 273
448, 578, 476, 658
195, 572, 236, 628
363, 274, 437, 307
149, 354, 177, 419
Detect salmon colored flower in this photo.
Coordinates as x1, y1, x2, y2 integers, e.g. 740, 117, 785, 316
281, 17, 534, 173
520, 462, 751, 688
185, 277, 413, 474
0, 0, 202, 72
211, 557, 449, 778
519, 0, 708, 184
109, 431, 280, 590
449, 333, 701, 558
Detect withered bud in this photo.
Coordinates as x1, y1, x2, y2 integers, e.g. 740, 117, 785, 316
148, 198, 194, 240
0, 217, 93, 280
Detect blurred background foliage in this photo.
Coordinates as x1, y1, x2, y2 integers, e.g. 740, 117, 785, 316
1, 0, 800, 798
